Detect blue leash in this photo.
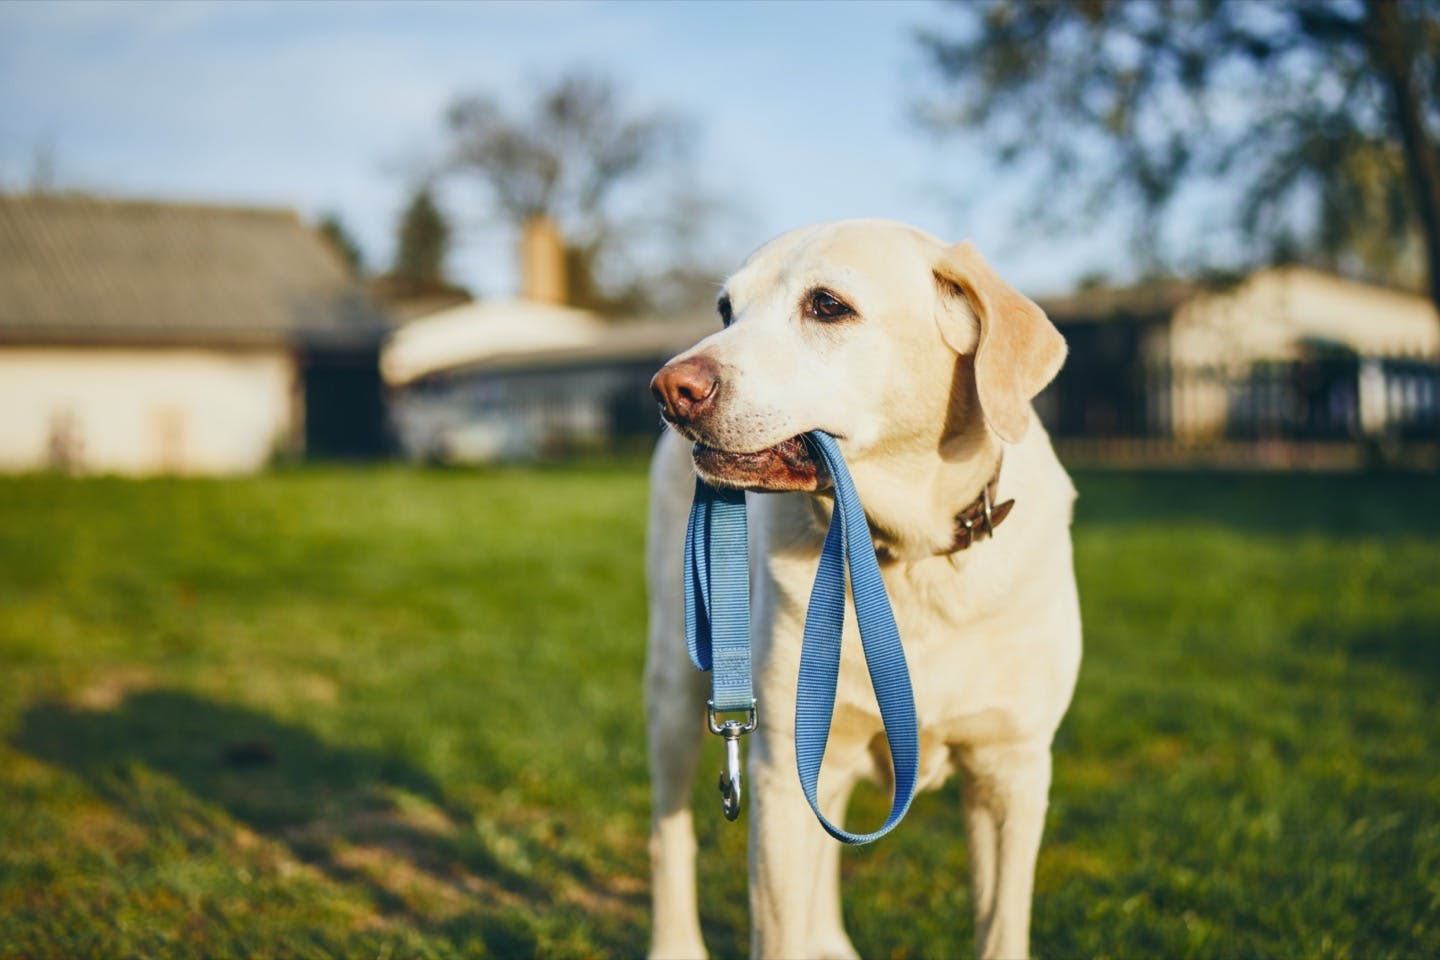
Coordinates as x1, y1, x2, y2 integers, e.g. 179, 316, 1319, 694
683, 431, 919, 844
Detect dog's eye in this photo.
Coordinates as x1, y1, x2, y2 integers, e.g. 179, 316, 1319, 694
804, 288, 855, 322
717, 295, 733, 328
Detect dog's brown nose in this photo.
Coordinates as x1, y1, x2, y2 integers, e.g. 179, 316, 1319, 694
651, 356, 720, 424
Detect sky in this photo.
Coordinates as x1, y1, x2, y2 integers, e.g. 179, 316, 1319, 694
0, 0, 1132, 301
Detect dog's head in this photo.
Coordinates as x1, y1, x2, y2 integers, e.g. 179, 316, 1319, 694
650, 220, 1066, 492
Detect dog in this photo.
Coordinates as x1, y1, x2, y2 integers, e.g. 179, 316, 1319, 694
644, 219, 1081, 959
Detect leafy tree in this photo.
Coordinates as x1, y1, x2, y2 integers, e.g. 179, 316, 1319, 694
317, 212, 364, 277
444, 69, 717, 315
917, 0, 1440, 312
392, 185, 450, 287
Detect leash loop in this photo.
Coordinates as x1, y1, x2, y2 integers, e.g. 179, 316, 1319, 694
795, 432, 919, 844
682, 431, 920, 844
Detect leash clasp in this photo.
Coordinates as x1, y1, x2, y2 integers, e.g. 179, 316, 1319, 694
707, 699, 757, 822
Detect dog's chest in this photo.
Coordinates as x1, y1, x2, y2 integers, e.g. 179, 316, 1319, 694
758, 540, 1045, 770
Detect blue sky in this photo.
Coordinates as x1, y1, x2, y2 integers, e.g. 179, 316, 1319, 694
0, 0, 1129, 300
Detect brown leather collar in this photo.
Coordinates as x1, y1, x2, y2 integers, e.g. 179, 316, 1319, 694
870, 458, 1013, 563
949, 463, 1014, 553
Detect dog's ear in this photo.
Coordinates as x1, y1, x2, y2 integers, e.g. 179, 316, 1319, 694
933, 241, 1067, 444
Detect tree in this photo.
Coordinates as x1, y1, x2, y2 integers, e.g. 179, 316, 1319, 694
444, 69, 717, 315
371, 185, 472, 314
317, 212, 364, 277
917, 0, 1440, 312
392, 185, 450, 288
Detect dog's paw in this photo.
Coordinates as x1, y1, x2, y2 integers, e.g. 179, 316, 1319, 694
810, 933, 861, 960
647, 940, 707, 960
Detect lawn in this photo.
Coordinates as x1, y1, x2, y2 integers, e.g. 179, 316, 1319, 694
0, 462, 1437, 958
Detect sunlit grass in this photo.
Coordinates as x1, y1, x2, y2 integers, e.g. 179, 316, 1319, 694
1, 464, 1437, 957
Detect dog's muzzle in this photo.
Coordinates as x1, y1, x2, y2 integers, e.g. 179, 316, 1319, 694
651, 356, 720, 427
691, 436, 829, 493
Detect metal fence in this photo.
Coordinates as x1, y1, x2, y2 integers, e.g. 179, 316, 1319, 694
1038, 353, 1440, 467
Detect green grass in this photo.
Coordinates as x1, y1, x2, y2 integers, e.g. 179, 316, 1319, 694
0, 463, 1437, 958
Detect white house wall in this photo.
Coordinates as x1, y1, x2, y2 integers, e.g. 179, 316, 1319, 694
1171, 268, 1440, 368
0, 346, 296, 474
1166, 269, 1439, 439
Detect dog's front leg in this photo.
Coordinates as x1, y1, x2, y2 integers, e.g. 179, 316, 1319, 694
748, 733, 829, 958
958, 739, 1053, 960
646, 667, 710, 958
808, 770, 860, 960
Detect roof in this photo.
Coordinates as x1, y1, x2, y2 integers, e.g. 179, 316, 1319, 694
0, 194, 387, 347
382, 297, 717, 385
382, 299, 609, 384
443, 314, 722, 375
1037, 278, 1201, 324
366, 274, 474, 325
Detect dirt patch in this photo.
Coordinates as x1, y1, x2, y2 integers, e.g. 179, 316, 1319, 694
70, 667, 154, 710
293, 673, 340, 705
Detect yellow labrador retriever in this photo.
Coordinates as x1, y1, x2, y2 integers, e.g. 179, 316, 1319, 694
645, 220, 1081, 959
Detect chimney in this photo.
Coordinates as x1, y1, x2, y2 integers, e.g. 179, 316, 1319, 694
519, 216, 568, 305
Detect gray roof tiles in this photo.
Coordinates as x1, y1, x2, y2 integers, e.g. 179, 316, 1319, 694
0, 194, 386, 347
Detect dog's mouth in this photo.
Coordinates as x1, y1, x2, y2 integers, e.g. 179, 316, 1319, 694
692, 435, 830, 492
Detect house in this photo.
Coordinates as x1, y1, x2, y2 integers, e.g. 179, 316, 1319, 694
382, 215, 717, 461
1038, 266, 1440, 443
384, 297, 715, 461
0, 194, 390, 474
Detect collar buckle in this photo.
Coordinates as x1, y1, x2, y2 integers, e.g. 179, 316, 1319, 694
951, 464, 1013, 554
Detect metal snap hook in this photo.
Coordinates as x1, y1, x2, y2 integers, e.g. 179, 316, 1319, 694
718, 733, 743, 821
707, 700, 757, 822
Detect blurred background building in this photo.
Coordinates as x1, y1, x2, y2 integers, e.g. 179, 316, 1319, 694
382, 218, 715, 462
1040, 267, 1440, 465
2, 1, 1439, 473
0, 195, 388, 474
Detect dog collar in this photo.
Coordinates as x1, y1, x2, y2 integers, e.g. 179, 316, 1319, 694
869, 458, 1012, 563
949, 460, 1014, 553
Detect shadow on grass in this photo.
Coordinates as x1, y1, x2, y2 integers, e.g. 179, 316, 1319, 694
10, 688, 644, 954
1343, 618, 1440, 692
